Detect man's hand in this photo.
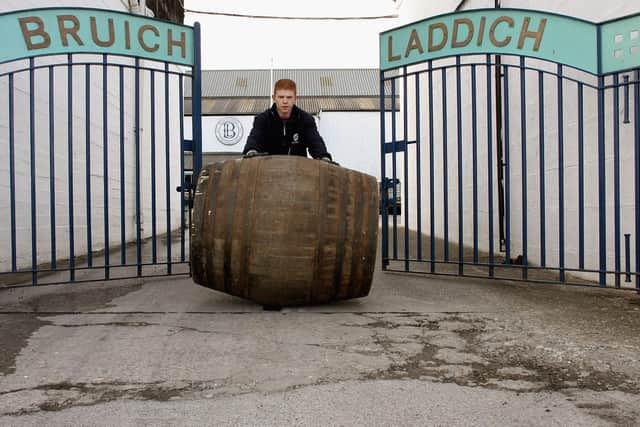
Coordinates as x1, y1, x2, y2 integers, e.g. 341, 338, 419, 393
243, 150, 266, 158
319, 157, 339, 166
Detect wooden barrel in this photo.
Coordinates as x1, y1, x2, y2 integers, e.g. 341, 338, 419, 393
191, 155, 379, 306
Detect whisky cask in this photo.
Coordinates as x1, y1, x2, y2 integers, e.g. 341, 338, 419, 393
191, 155, 378, 306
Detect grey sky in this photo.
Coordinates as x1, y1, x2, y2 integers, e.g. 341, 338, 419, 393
184, 0, 400, 69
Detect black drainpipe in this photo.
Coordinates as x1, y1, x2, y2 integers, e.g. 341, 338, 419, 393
493, 0, 506, 252
458, 0, 506, 252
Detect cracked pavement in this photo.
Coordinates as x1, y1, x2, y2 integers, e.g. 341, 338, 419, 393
1, 264, 640, 425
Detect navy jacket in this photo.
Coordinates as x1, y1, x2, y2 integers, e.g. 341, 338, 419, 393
242, 104, 332, 159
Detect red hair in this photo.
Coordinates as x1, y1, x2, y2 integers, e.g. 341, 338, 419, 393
274, 79, 297, 95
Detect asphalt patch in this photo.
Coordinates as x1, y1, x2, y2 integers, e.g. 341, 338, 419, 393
0, 281, 143, 376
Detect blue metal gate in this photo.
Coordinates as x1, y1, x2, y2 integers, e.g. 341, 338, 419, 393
0, 8, 202, 286
379, 9, 640, 290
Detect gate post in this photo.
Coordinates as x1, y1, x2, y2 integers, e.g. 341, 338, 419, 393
379, 70, 389, 269
192, 22, 203, 179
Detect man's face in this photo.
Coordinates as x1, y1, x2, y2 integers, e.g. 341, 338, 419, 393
273, 89, 296, 119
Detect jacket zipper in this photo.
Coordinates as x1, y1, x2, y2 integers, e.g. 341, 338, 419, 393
284, 122, 291, 155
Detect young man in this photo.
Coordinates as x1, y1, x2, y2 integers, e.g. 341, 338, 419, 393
242, 79, 333, 161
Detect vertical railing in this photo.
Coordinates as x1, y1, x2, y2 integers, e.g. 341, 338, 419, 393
192, 22, 203, 179
1, 55, 197, 287
441, 68, 449, 263
379, 71, 388, 268
634, 69, 640, 291
379, 56, 640, 290
427, 61, 436, 273
403, 68, 410, 271
486, 55, 495, 277
102, 55, 110, 280
455, 56, 464, 275
0, 11, 200, 287
29, 58, 37, 284
556, 64, 565, 283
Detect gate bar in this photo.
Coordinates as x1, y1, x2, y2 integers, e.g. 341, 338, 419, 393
192, 22, 203, 178
538, 71, 546, 268
486, 55, 495, 277
428, 60, 435, 272
29, 58, 37, 284
151, 70, 158, 264
165, 63, 172, 273
613, 73, 621, 287
624, 75, 630, 123
102, 55, 110, 279
442, 68, 449, 262
557, 64, 565, 283
391, 78, 398, 259
415, 73, 422, 261
635, 69, 640, 290
119, 65, 126, 265
9, 74, 16, 272
135, 59, 142, 277
597, 74, 607, 287
179, 74, 186, 263
520, 57, 528, 279
48, 66, 56, 271
578, 82, 585, 270
625, 233, 632, 282
403, 68, 409, 271
471, 64, 478, 264
503, 65, 511, 265
67, 55, 76, 281
85, 64, 93, 268
456, 56, 464, 274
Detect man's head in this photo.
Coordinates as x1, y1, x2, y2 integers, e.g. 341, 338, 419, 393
272, 79, 297, 119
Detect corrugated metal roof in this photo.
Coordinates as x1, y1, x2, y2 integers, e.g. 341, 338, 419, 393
183, 68, 398, 114
185, 96, 397, 115
184, 68, 388, 98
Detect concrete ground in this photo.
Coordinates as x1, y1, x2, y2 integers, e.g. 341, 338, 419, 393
1, 259, 640, 426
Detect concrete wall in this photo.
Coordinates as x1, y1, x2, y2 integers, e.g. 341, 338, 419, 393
0, 1, 185, 270
392, 0, 639, 284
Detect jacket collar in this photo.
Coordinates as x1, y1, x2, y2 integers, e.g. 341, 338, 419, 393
270, 103, 300, 120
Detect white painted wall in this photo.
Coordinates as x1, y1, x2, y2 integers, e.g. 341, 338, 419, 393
0, 1, 185, 271
318, 111, 392, 179
390, 0, 640, 284
183, 115, 254, 153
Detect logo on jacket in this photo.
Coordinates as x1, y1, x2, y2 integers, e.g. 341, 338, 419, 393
292, 133, 300, 144
215, 118, 244, 146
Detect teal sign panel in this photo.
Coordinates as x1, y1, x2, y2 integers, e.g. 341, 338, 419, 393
380, 8, 640, 75
0, 8, 194, 66
601, 14, 640, 74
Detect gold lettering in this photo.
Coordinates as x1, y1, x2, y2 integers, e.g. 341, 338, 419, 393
168, 29, 186, 58
428, 22, 448, 52
18, 16, 51, 50
387, 36, 401, 62
124, 21, 131, 49
57, 15, 83, 46
452, 18, 474, 48
518, 17, 546, 51
477, 16, 486, 46
90, 17, 115, 47
138, 24, 159, 52
489, 16, 514, 47
404, 29, 424, 57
